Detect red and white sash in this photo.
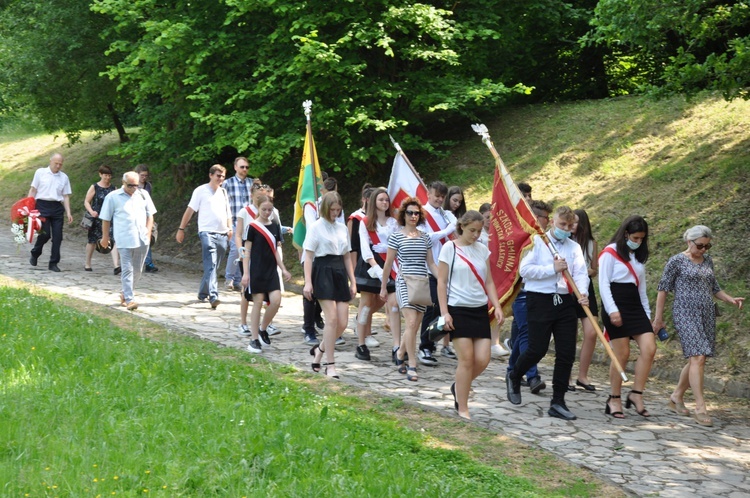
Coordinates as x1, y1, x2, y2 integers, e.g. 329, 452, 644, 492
365, 216, 398, 280
245, 204, 258, 219
423, 207, 455, 246
600, 246, 639, 287
453, 244, 486, 291
249, 219, 278, 255
348, 209, 366, 223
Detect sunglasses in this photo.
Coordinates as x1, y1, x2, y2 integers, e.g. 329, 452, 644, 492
252, 183, 271, 190
692, 241, 712, 250
237, 165, 249, 170
405, 210, 421, 217
125, 183, 139, 188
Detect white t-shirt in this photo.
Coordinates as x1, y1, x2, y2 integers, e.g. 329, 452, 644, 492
31, 167, 72, 201
303, 218, 351, 258
438, 241, 490, 307
187, 184, 231, 233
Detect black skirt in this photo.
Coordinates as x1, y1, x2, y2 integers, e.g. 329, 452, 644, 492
574, 279, 599, 319
448, 304, 491, 340
354, 252, 395, 294
601, 282, 653, 340
312, 255, 352, 302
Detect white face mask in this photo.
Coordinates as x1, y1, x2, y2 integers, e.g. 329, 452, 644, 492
553, 227, 571, 240
626, 239, 641, 251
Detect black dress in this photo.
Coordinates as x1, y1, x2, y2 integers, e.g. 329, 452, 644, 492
245, 221, 282, 294
87, 183, 115, 244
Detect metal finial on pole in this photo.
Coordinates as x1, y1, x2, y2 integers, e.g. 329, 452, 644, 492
303, 100, 312, 120
472, 123, 491, 146
389, 134, 402, 152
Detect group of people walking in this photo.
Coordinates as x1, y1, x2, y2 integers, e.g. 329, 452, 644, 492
25, 154, 744, 426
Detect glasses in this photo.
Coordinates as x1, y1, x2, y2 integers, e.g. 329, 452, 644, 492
252, 183, 271, 190
125, 183, 139, 188
405, 210, 421, 217
692, 241, 712, 250
237, 165, 249, 170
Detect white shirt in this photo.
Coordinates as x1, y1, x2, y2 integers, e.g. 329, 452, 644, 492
359, 216, 397, 263
478, 227, 489, 246
419, 202, 457, 271
519, 232, 589, 295
99, 188, 157, 249
237, 205, 257, 241
187, 184, 231, 233
439, 241, 490, 307
598, 243, 650, 319
303, 218, 351, 257
31, 167, 72, 202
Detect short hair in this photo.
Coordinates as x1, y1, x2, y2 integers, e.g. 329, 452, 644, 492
554, 206, 576, 223
209, 164, 226, 176
517, 182, 532, 195
319, 191, 343, 222
609, 215, 649, 263
98, 165, 112, 175
323, 177, 337, 192
134, 164, 149, 173
455, 210, 484, 236
479, 202, 492, 214
428, 181, 448, 196
122, 171, 138, 184
50, 153, 63, 161
684, 225, 712, 241
443, 186, 467, 218
396, 197, 425, 226
530, 199, 553, 214
365, 187, 391, 231
234, 156, 249, 167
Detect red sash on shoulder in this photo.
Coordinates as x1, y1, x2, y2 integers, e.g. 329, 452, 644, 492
454, 244, 486, 289
366, 216, 398, 280
348, 210, 365, 223
245, 205, 258, 219
249, 219, 278, 255
599, 246, 639, 287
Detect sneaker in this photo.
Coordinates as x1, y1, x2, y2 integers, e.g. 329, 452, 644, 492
225, 281, 235, 291
315, 316, 325, 331
237, 324, 251, 337
418, 348, 438, 366
210, 299, 221, 309
492, 344, 510, 357
355, 344, 371, 361
364, 335, 380, 348
266, 324, 280, 336
441, 345, 457, 359
247, 339, 262, 353
503, 338, 512, 352
335, 336, 346, 346
259, 330, 271, 346
144, 264, 159, 273
304, 334, 320, 346
529, 376, 547, 394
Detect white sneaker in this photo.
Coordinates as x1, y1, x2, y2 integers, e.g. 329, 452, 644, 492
266, 323, 280, 336
364, 335, 380, 348
247, 339, 262, 353
237, 324, 251, 337
492, 344, 510, 357
503, 338, 512, 353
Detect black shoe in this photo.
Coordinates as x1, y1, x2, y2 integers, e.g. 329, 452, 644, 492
259, 330, 271, 346
576, 379, 596, 391
548, 402, 577, 420
30, 254, 38, 266
303, 334, 320, 346
418, 348, 438, 366
355, 344, 371, 361
114, 266, 121, 276
144, 264, 159, 273
529, 376, 546, 394
315, 316, 325, 331
506, 373, 522, 405
247, 339, 262, 354
48, 264, 61, 272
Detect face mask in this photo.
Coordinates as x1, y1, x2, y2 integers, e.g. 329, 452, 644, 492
553, 227, 571, 240
626, 239, 641, 251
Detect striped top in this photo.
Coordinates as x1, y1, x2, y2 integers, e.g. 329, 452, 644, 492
388, 230, 432, 279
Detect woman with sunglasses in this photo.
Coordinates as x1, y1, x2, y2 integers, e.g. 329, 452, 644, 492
599, 215, 655, 419
653, 225, 744, 426
381, 197, 438, 382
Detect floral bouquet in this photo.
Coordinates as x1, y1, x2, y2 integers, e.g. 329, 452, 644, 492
11, 197, 43, 246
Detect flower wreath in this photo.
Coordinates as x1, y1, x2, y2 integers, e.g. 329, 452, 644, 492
11, 197, 43, 245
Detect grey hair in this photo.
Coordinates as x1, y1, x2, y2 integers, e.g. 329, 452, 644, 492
683, 225, 712, 241
122, 171, 139, 183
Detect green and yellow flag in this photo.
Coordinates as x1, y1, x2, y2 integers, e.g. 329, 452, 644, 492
292, 104, 323, 250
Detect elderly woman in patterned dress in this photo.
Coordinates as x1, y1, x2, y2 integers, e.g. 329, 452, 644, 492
653, 225, 744, 427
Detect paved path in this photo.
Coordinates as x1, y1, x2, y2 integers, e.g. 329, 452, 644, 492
3, 228, 750, 498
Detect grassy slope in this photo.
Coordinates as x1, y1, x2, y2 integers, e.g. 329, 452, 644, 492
2, 92, 748, 379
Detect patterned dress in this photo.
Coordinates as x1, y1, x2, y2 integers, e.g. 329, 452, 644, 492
88, 183, 116, 244
657, 253, 721, 357
387, 230, 432, 312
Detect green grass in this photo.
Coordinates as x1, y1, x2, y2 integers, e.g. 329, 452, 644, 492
1, 286, 599, 497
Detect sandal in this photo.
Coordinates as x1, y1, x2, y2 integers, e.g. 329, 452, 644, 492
625, 390, 650, 417
667, 397, 690, 416
323, 362, 340, 380
406, 367, 418, 382
693, 411, 713, 427
309, 345, 323, 373
604, 395, 625, 419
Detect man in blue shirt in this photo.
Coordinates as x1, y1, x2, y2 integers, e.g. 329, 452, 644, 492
222, 157, 253, 291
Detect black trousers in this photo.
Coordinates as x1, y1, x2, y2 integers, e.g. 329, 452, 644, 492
510, 292, 577, 403
31, 200, 65, 265
302, 294, 322, 335
419, 274, 439, 351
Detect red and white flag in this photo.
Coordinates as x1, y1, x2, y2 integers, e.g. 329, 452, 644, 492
387, 152, 428, 212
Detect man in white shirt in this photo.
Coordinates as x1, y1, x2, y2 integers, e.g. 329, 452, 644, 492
506, 206, 589, 421
28, 153, 73, 272
100, 171, 157, 310
175, 165, 233, 309
417, 181, 457, 366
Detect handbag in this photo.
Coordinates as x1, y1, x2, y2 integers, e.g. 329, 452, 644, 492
80, 210, 95, 230
427, 242, 457, 342
403, 274, 432, 306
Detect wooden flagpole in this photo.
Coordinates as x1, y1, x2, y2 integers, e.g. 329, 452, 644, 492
472, 124, 628, 382
389, 134, 428, 189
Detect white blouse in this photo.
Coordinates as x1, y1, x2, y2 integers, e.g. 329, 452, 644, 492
303, 218, 351, 257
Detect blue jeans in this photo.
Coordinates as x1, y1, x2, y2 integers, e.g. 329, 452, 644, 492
198, 231, 228, 302
223, 221, 241, 285
507, 291, 539, 380
144, 247, 154, 267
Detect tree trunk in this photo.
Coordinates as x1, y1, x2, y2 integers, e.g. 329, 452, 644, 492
108, 103, 129, 143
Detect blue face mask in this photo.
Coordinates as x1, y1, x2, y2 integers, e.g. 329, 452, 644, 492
626, 239, 641, 251
553, 227, 571, 240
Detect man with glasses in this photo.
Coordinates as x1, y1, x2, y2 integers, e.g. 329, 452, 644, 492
223, 157, 254, 291
99, 171, 157, 311
176, 164, 233, 309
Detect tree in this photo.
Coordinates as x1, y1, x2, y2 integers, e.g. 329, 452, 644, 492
0, 0, 130, 142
